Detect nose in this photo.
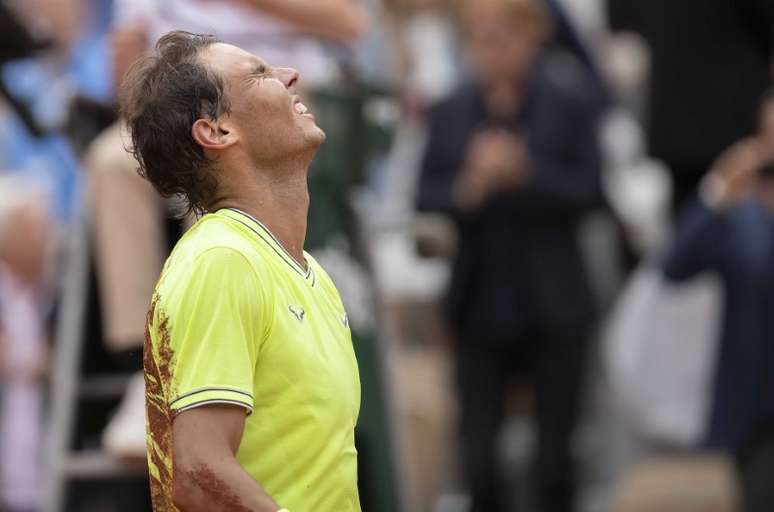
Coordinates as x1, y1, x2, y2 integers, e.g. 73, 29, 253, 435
276, 67, 299, 91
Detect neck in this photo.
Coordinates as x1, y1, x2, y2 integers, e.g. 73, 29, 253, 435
211, 155, 311, 269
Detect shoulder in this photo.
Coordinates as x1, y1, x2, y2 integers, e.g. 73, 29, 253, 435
179, 215, 267, 265
184, 214, 256, 252
158, 216, 269, 292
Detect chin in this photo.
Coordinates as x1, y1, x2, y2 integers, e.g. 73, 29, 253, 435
305, 125, 326, 146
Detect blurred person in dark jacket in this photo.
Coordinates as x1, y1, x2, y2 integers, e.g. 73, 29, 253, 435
662, 91, 774, 512
416, 0, 604, 510
608, 0, 774, 211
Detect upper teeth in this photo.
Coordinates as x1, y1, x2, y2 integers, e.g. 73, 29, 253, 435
294, 102, 308, 115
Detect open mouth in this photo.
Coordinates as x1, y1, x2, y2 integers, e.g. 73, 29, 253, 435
292, 97, 314, 118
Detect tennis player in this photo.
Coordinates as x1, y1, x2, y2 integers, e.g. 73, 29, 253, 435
120, 31, 361, 512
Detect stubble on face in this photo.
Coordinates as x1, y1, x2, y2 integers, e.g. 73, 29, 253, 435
200, 43, 325, 166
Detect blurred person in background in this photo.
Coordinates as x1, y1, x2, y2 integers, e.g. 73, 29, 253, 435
416, 0, 604, 510
0, 177, 54, 512
608, 0, 774, 211
662, 91, 774, 512
0, 0, 99, 221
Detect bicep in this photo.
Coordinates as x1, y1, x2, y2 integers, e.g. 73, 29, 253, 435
173, 405, 247, 463
170, 404, 280, 511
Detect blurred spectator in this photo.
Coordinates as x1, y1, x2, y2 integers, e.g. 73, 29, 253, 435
0, 0, 95, 221
6, 0, 84, 52
0, 176, 54, 512
661, 91, 774, 512
608, 0, 774, 211
416, 0, 604, 510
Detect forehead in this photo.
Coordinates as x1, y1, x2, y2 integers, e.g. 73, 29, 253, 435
199, 43, 264, 80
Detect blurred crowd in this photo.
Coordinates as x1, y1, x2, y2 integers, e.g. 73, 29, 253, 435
1, 0, 774, 511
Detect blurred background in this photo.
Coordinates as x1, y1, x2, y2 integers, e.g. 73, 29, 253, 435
1, 0, 774, 511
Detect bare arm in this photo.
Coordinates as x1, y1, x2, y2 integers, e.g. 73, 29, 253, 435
172, 405, 282, 512
234, 0, 367, 42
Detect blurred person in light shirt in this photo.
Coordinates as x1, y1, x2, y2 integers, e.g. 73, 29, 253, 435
0, 176, 55, 512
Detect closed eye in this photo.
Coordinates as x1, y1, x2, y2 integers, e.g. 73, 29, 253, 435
245, 64, 269, 85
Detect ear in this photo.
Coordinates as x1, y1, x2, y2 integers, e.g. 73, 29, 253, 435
192, 117, 238, 151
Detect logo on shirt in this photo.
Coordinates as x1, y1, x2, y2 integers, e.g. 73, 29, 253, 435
288, 305, 305, 323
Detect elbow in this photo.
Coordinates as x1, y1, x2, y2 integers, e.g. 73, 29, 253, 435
172, 469, 197, 511
172, 457, 208, 511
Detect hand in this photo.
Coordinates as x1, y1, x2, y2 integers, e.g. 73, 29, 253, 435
701, 138, 765, 209
454, 129, 528, 210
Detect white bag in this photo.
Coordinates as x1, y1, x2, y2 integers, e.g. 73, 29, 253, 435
603, 264, 723, 447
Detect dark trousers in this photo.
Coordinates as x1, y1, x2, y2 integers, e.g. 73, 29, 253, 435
456, 328, 588, 512
736, 424, 774, 512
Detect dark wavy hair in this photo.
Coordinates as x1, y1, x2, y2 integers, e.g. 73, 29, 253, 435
120, 31, 230, 216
